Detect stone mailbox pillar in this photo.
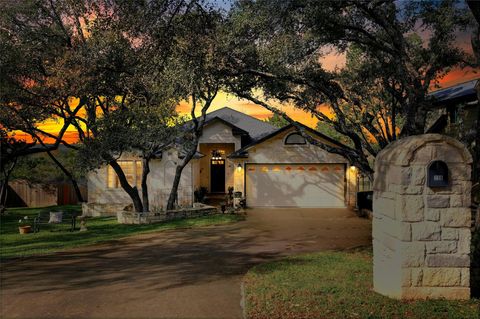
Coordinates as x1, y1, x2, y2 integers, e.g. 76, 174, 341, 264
373, 134, 472, 300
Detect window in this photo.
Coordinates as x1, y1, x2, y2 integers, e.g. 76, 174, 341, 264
107, 161, 142, 189
285, 133, 306, 145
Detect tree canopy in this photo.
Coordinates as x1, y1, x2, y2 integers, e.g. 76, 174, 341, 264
1, 0, 476, 212
224, 0, 473, 177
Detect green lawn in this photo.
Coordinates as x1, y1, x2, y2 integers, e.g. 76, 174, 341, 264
243, 248, 479, 319
0, 205, 243, 259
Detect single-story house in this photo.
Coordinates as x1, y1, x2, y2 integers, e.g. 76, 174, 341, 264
83, 107, 358, 216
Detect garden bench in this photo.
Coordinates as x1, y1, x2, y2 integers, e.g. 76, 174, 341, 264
33, 211, 78, 233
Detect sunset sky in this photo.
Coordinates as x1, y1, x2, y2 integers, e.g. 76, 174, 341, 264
11, 27, 479, 144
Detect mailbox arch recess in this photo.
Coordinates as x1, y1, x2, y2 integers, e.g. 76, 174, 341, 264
427, 160, 449, 188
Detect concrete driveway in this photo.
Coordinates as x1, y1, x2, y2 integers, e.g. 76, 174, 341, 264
0, 208, 371, 319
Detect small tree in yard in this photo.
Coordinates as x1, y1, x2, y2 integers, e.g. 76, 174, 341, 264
0, 0, 108, 203
163, 5, 228, 210
0, 0, 196, 212
226, 0, 473, 178
102, 0, 227, 211
165, 89, 218, 211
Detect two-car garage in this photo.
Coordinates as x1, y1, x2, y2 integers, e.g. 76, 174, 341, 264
230, 124, 354, 209
245, 163, 346, 208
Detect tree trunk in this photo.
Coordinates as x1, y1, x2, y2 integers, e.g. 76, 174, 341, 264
165, 90, 216, 211
166, 156, 193, 211
44, 150, 85, 203
0, 179, 8, 214
166, 119, 206, 211
401, 87, 429, 137
413, 103, 428, 135
141, 158, 150, 213
0, 159, 16, 214
109, 160, 144, 212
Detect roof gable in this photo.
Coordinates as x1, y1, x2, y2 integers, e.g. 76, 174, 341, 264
228, 123, 348, 158
204, 107, 276, 139
203, 116, 249, 136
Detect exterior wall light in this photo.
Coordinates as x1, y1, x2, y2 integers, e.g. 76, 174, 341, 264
211, 149, 224, 160
237, 164, 242, 171
350, 166, 356, 171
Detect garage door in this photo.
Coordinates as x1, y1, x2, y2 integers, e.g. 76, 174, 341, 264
245, 164, 345, 208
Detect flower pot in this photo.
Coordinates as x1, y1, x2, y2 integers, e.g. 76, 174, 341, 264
19, 226, 31, 234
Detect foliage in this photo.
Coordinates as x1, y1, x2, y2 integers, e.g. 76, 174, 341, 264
80, 104, 178, 164
226, 0, 473, 177
0, 0, 126, 203
0, 205, 244, 258
0, 0, 226, 212
158, 3, 230, 210
12, 148, 84, 184
244, 248, 479, 319
0, 130, 37, 212
315, 119, 352, 148
263, 113, 289, 128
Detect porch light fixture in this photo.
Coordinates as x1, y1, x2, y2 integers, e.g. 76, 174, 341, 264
237, 164, 242, 171
211, 149, 223, 160
350, 166, 356, 171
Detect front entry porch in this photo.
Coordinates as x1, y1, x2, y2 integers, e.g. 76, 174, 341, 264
198, 143, 236, 195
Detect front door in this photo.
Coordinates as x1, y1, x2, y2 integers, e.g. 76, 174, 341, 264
210, 159, 225, 193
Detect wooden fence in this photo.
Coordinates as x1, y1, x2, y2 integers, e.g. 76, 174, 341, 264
6, 180, 87, 208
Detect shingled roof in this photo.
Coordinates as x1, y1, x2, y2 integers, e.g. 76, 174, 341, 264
429, 78, 479, 106
203, 107, 276, 140
228, 122, 349, 158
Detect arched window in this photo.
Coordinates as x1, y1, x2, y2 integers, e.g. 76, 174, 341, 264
284, 132, 306, 145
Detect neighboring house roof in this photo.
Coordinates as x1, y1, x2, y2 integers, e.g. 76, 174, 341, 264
426, 78, 479, 133
428, 78, 479, 106
204, 107, 276, 140
228, 122, 349, 158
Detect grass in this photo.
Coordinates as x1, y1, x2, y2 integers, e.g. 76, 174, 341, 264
0, 205, 244, 259
243, 248, 479, 319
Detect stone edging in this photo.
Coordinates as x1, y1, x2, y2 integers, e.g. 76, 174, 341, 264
117, 205, 219, 224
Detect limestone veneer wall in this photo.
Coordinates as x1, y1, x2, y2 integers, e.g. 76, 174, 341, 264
373, 134, 472, 300
198, 120, 242, 150
84, 150, 195, 216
